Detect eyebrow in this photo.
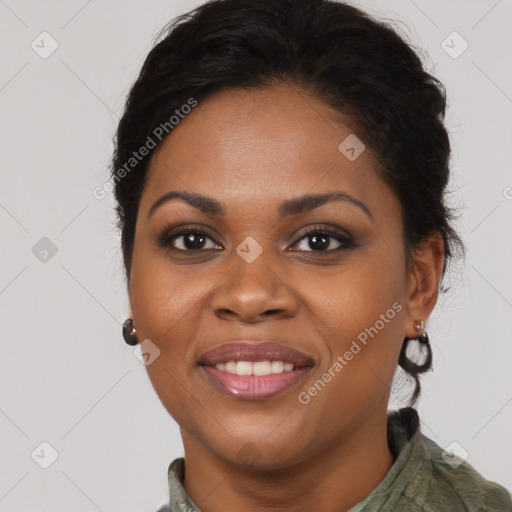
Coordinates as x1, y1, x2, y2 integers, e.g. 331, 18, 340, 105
147, 190, 373, 223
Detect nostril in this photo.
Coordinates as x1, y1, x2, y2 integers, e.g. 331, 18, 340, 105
263, 309, 281, 316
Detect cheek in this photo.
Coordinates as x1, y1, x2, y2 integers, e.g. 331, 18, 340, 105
292, 247, 405, 393
297, 244, 405, 338
130, 238, 202, 340
129, 257, 207, 425
131, 278, 202, 359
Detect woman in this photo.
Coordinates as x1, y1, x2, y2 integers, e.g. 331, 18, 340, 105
111, 0, 512, 510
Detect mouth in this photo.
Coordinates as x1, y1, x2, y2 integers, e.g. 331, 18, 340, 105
197, 341, 315, 400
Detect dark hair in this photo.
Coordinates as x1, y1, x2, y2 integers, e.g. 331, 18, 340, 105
110, 0, 465, 406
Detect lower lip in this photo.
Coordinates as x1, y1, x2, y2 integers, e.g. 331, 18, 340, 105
200, 365, 313, 400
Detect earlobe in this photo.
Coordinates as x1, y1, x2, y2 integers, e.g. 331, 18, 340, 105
403, 233, 445, 337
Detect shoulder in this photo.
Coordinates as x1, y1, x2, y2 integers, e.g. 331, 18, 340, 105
417, 434, 512, 511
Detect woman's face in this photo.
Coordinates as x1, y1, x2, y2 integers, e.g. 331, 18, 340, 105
129, 84, 434, 468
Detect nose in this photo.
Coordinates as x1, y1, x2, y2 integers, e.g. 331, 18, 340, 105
210, 253, 299, 324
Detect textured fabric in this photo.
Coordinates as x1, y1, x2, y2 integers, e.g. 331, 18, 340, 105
156, 407, 512, 511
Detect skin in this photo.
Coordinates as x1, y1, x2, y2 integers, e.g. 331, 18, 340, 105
128, 83, 444, 512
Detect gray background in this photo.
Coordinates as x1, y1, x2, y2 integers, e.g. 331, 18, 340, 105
0, 0, 511, 510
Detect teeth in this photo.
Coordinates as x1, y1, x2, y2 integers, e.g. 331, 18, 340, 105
215, 360, 297, 375
225, 361, 237, 374
271, 361, 284, 373
236, 361, 253, 376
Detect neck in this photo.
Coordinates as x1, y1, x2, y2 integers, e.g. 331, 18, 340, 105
180, 407, 394, 512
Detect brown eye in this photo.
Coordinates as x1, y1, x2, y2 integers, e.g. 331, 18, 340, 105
157, 226, 222, 251
290, 226, 356, 253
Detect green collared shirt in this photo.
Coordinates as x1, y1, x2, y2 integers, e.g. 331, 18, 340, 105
156, 407, 512, 511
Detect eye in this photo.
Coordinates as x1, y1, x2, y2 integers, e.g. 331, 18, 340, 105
157, 224, 356, 254
290, 225, 356, 253
157, 226, 222, 252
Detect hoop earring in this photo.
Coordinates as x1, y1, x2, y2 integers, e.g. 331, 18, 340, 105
122, 318, 139, 346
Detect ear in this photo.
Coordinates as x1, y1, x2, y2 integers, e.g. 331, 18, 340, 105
403, 232, 445, 338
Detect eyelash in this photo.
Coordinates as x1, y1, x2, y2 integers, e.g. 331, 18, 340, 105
157, 224, 356, 255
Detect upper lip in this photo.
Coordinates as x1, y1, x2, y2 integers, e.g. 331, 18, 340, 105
198, 341, 315, 367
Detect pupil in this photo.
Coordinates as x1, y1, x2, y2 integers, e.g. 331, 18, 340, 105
185, 233, 205, 250
310, 234, 329, 250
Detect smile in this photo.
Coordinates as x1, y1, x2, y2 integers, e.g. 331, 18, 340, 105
200, 361, 313, 400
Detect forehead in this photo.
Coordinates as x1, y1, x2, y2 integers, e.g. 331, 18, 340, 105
141, 84, 395, 220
